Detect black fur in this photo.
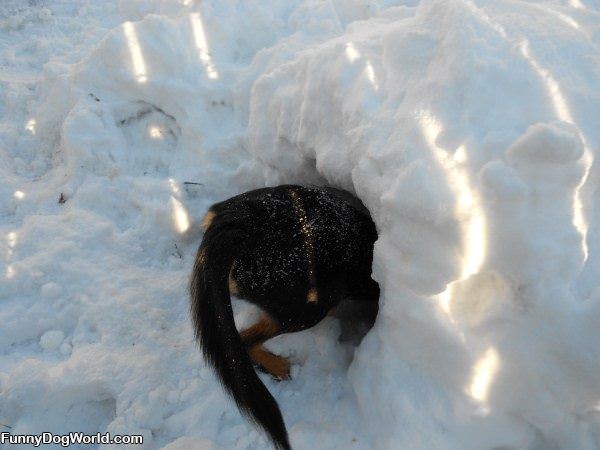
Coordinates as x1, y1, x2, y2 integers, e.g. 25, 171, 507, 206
190, 185, 379, 450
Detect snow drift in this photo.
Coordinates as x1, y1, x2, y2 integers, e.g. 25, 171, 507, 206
1, 0, 600, 449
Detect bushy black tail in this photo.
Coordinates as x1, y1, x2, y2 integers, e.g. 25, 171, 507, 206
190, 209, 291, 450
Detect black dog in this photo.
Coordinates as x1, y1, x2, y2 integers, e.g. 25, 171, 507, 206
190, 185, 379, 450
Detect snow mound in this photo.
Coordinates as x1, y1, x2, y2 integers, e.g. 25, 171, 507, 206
1, 0, 600, 449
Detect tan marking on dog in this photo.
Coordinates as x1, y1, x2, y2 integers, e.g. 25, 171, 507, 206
228, 269, 240, 296
240, 314, 280, 345
288, 189, 318, 304
249, 345, 291, 380
307, 287, 318, 303
201, 210, 216, 231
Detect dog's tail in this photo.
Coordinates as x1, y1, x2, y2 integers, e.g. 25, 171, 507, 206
190, 208, 291, 450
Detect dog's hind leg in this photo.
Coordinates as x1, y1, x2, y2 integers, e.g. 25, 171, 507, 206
239, 276, 351, 380
240, 313, 280, 346
241, 314, 291, 380
249, 345, 291, 381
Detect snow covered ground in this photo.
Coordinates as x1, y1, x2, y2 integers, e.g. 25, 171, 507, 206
1, 0, 600, 449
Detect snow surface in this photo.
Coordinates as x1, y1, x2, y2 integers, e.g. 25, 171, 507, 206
1, 0, 600, 449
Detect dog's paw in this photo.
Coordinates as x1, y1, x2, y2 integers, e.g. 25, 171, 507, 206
250, 346, 291, 381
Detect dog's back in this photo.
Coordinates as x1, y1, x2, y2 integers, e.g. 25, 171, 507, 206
190, 185, 379, 450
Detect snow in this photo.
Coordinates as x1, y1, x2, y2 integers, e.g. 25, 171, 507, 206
1, 0, 600, 449
39, 329, 65, 351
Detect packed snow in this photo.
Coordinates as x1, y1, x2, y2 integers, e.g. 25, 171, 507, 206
1, 0, 600, 449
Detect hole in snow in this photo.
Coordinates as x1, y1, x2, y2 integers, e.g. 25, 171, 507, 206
331, 298, 379, 346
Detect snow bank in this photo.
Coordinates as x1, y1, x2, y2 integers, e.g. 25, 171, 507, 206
1, 0, 600, 449
241, 1, 600, 448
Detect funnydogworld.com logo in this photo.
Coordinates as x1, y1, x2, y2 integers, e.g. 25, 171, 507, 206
0, 431, 144, 447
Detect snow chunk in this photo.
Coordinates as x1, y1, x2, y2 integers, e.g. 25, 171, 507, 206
506, 121, 584, 165
40, 330, 65, 351
41, 282, 62, 299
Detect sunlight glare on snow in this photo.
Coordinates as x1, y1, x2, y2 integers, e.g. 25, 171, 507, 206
168, 179, 189, 234
573, 161, 592, 263
463, 213, 487, 280
124, 22, 148, 84
519, 40, 592, 262
25, 118, 36, 134
345, 42, 361, 63
5, 231, 17, 277
570, 0, 585, 9
552, 10, 580, 29
519, 42, 571, 123
344, 42, 378, 90
468, 0, 591, 264
168, 178, 181, 195
7, 232, 17, 249
190, 12, 219, 80
170, 197, 190, 234
148, 125, 163, 139
453, 145, 467, 164
419, 113, 487, 315
365, 61, 379, 91
438, 289, 452, 316
467, 346, 500, 409
463, 0, 508, 39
